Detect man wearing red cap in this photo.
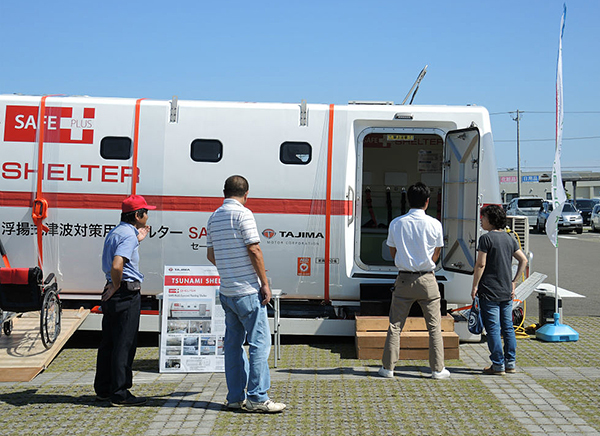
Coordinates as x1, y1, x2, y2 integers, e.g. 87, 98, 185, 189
94, 195, 156, 406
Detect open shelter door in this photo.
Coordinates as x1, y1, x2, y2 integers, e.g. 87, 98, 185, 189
442, 127, 481, 274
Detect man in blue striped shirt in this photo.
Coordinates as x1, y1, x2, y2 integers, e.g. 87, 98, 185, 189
207, 175, 286, 413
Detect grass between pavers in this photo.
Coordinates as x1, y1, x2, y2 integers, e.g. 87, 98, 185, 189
0, 382, 178, 436
537, 379, 600, 432
47, 343, 463, 373
514, 316, 600, 367
275, 340, 463, 369
45, 316, 600, 373
271, 316, 600, 369
213, 378, 524, 436
46, 346, 159, 373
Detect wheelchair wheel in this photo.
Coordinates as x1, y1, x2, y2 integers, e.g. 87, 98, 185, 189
3, 319, 12, 336
40, 290, 61, 349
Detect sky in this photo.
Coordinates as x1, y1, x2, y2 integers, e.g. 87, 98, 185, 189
1, 0, 598, 172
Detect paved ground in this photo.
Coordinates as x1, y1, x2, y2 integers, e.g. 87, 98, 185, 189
528, 230, 600, 318
1, 316, 599, 436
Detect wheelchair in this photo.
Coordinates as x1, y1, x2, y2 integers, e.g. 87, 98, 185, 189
0, 267, 62, 349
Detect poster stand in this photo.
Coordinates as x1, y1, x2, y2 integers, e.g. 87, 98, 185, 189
159, 265, 225, 373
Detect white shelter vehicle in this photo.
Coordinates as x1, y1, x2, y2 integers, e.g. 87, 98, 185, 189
0, 94, 501, 334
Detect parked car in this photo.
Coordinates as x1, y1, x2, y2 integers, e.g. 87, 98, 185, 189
506, 197, 544, 228
537, 201, 583, 234
574, 198, 598, 225
591, 204, 600, 232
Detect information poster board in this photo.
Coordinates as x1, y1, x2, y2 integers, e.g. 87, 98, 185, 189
159, 265, 225, 373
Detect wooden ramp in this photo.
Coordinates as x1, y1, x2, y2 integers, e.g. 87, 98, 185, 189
0, 308, 90, 382
355, 315, 460, 360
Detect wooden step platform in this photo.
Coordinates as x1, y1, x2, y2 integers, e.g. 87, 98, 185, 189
355, 315, 460, 360
0, 308, 90, 382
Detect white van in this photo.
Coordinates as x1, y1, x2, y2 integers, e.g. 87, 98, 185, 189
506, 197, 544, 228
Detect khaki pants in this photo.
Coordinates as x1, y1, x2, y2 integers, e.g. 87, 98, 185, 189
381, 272, 445, 373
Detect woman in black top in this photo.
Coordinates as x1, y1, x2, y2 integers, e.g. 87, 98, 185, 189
471, 205, 528, 375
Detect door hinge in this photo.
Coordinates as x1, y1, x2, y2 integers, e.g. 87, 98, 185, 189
300, 99, 308, 127
170, 96, 178, 123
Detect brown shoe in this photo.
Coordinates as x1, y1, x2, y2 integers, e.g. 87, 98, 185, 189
483, 366, 505, 375
505, 367, 516, 374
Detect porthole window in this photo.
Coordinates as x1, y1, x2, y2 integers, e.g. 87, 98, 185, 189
280, 142, 311, 165
191, 139, 223, 162
100, 137, 132, 160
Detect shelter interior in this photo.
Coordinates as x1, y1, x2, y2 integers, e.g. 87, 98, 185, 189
359, 132, 444, 266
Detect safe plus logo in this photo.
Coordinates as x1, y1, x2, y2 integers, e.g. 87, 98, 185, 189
4, 105, 95, 144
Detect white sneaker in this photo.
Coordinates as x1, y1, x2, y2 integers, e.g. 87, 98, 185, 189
378, 367, 394, 378
246, 399, 286, 413
432, 368, 450, 380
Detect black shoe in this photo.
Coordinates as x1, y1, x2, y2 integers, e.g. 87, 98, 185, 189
111, 394, 147, 406
95, 395, 110, 401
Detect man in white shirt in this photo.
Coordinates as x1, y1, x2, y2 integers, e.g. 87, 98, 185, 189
379, 182, 450, 380
207, 175, 286, 413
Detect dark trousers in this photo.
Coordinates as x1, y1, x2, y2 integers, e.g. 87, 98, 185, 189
94, 283, 141, 402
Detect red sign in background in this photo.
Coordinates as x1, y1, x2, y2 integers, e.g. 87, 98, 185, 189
164, 275, 221, 286
297, 257, 311, 276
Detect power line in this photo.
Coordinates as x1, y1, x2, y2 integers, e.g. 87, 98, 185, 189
524, 166, 600, 170
495, 135, 600, 143
490, 111, 600, 115
500, 167, 600, 173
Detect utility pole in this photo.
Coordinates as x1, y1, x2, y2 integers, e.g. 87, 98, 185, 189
512, 110, 522, 197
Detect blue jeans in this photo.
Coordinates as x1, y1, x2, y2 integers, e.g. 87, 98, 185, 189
480, 297, 516, 371
219, 292, 271, 403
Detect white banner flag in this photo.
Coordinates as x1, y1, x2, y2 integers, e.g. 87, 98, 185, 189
545, 4, 567, 247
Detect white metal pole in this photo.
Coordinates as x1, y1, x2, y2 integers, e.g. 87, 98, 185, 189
555, 243, 560, 322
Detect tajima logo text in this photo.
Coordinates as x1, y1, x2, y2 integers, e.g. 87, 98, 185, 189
280, 231, 324, 238
4, 105, 95, 144
263, 229, 324, 239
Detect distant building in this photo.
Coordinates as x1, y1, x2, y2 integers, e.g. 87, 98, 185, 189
498, 170, 600, 203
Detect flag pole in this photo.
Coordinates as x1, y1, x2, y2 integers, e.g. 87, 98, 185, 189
555, 243, 559, 319
536, 3, 577, 342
